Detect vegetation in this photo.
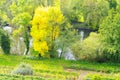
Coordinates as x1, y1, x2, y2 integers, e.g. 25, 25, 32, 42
0, 74, 45, 80
31, 6, 64, 57
0, 54, 79, 79
99, 9, 120, 62
0, 29, 10, 54
12, 63, 33, 75
0, 54, 120, 79
85, 74, 120, 80
0, 0, 120, 79
72, 32, 101, 61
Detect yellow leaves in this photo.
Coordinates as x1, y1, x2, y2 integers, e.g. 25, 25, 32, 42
31, 29, 47, 40
57, 14, 64, 23
51, 27, 60, 39
47, 7, 64, 25
33, 40, 48, 56
78, 14, 84, 22
31, 6, 64, 57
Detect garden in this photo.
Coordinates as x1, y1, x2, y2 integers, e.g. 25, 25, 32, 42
0, 0, 120, 80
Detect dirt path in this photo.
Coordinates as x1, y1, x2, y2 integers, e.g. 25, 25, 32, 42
66, 69, 107, 80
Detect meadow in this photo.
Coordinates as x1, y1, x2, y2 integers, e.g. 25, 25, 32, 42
1, 0, 120, 80
0, 54, 120, 80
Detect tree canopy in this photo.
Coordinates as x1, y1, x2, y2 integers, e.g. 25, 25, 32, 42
31, 7, 64, 57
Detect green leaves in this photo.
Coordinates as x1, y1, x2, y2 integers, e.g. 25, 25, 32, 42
99, 10, 120, 61
0, 29, 10, 54
82, 0, 109, 30
61, 0, 84, 23
12, 12, 32, 27
71, 32, 101, 60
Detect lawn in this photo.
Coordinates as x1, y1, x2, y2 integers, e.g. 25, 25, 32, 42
0, 54, 120, 80
0, 54, 79, 80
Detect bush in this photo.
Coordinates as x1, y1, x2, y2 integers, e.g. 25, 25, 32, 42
71, 32, 103, 61
12, 63, 33, 75
0, 29, 10, 54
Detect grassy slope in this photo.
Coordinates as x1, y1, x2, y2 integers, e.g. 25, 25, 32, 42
0, 54, 79, 79
0, 54, 120, 73
65, 60, 120, 73
0, 54, 120, 79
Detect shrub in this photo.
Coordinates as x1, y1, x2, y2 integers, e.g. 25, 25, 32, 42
71, 32, 102, 61
12, 63, 33, 75
0, 29, 10, 54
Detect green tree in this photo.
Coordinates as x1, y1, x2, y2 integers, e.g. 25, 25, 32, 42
99, 9, 120, 62
60, 0, 109, 30
108, 0, 117, 9
56, 21, 79, 58
60, 0, 84, 23
0, 0, 46, 55
82, 0, 109, 30
12, 12, 32, 55
0, 0, 44, 27
0, 0, 11, 27
0, 29, 10, 54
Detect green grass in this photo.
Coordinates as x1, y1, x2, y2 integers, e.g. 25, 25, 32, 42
0, 54, 120, 79
0, 74, 45, 80
85, 74, 120, 80
0, 54, 79, 79
0, 54, 23, 66
65, 60, 120, 73
0, 54, 120, 73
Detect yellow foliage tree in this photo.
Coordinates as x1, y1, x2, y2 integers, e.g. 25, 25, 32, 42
31, 7, 64, 57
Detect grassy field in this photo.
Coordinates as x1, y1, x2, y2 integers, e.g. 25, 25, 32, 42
0, 54, 120, 80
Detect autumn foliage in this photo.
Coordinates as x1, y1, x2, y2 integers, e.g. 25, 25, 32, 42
31, 7, 64, 57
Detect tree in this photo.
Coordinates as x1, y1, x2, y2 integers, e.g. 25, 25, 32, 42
56, 21, 80, 58
31, 7, 64, 57
0, 0, 47, 28
0, 0, 11, 27
60, 0, 84, 23
0, 29, 10, 54
12, 12, 32, 55
82, 0, 109, 30
99, 9, 120, 62
60, 0, 109, 30
108, 0, 117, 9
0, 0, 64, 55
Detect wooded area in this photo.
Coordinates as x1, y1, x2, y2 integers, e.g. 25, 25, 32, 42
0, 0, 120, 79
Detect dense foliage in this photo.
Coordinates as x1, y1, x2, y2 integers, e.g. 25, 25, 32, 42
72, 32, 101, 61
0, 0, 120, 63
99, 10, 120, 62
31, 7, 64, 57
0, 29, 10, 54
1, 0, 120, 79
